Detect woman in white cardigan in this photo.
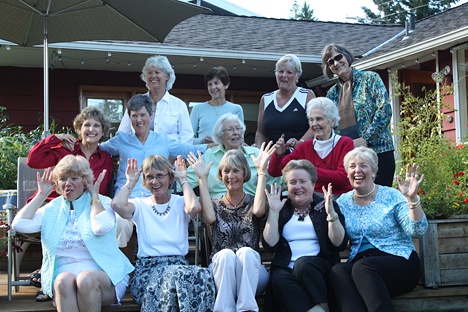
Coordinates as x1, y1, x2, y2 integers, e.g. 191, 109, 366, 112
12, 155, 133, 312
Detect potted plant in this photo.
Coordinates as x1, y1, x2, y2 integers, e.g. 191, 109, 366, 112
393, 78, 468, 288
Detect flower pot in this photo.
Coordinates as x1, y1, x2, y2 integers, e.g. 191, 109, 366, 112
418, 219, 468, 288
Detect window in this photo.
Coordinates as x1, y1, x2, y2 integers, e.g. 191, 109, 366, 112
455, 48, 468, 141
80, 86, 144, 136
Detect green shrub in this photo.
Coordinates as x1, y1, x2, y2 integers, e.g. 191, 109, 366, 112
392, 77, 468, 218
0, 106, 71, 189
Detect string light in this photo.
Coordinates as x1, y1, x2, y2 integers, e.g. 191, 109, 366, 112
48, 51, 269, 73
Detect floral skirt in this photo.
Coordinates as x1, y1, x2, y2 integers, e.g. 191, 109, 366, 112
131, 255, 215, 312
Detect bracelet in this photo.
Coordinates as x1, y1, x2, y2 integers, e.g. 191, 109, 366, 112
257, 173, 266, 177
91, 199, 101, 205
407, 195, 420, 206
409, 203, 421, 209
326, 214, 338, 222
180, 181, 189, 187
407, 195, 420, 209
124, 185, 132, 192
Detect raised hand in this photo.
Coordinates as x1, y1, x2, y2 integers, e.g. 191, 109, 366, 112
125, 158, 141, 188
187, 150, 213, 179
274, 134, 288, 155
174, 155, 188, 182
265, 183, 287, 213
397, 163, 424, 198
37, 167, 55, 196
252, 141, 276, 172
86, 169, 107, 197
322, 183, 335, 215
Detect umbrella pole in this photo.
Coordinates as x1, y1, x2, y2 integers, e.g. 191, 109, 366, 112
42, 15, 50, 138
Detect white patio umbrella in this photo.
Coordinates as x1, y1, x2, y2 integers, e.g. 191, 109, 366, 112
0, 0, 210, 135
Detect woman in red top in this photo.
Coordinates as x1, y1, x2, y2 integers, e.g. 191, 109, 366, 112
268, 97, 353, 195
27, 106, 113, 200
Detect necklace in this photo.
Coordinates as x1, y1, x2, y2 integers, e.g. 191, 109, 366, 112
224, 193, 246, 208
354, 183, 376, 198
151, 199, 171, 216
294, 204, 311, 221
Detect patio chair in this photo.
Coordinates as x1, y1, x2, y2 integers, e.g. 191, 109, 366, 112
6, 157, 43, 300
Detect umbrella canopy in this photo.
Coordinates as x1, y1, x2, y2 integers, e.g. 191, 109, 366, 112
0, 0, 210, 134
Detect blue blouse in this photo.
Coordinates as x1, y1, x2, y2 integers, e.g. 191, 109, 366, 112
337, 186, 428, 261
100, 131, 207, 198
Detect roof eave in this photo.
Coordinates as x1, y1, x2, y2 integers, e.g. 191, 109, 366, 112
47, 41, 322, 63
356, 26, 468, 70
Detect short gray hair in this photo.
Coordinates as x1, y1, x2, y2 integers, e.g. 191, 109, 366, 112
343, 146, 379, 176
321, 44, 354, 79
126, 94, 153, 116
140, 55, 176, 90
306, 97, 340, 128
282, 159, 318, 184
212, 113, 246, 144
275, 54, 303, 78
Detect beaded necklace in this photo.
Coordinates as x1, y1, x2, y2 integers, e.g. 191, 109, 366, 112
294, 204, 311, 221
354, 183, 376, 198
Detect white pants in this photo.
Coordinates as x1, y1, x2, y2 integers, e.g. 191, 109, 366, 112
115, 214, 134, 248
210, 247, 269, 312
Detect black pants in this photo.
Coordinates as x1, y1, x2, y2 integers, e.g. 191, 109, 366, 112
266, 256, 332, 312
375, 151, 395, 187
329, 249, 421, 312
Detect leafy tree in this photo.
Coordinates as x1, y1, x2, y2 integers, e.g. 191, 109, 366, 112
362, 0, 460, 24
290, 0, 317, 21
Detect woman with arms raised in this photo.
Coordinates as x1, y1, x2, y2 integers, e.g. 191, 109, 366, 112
188, 142, 275, 312
263, 160, 348, 312
329, 147, 427, 312
12, 155, 133, 312
111, 155, 215, 311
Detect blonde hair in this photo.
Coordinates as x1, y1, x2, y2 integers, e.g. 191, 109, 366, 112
141, 155, 175, 187
217, 150, 251, 182
52, 155, 93, 194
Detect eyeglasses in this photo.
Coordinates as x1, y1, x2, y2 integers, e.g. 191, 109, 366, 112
326, 54, 344, 67
222, 126, 242, 134
144, 173, 169, 181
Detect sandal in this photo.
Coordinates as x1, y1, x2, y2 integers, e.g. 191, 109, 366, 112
35, 290, 52, 302
29, 269, 41, 288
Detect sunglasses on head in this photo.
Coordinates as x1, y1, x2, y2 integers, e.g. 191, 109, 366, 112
326, 54, 344, 67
